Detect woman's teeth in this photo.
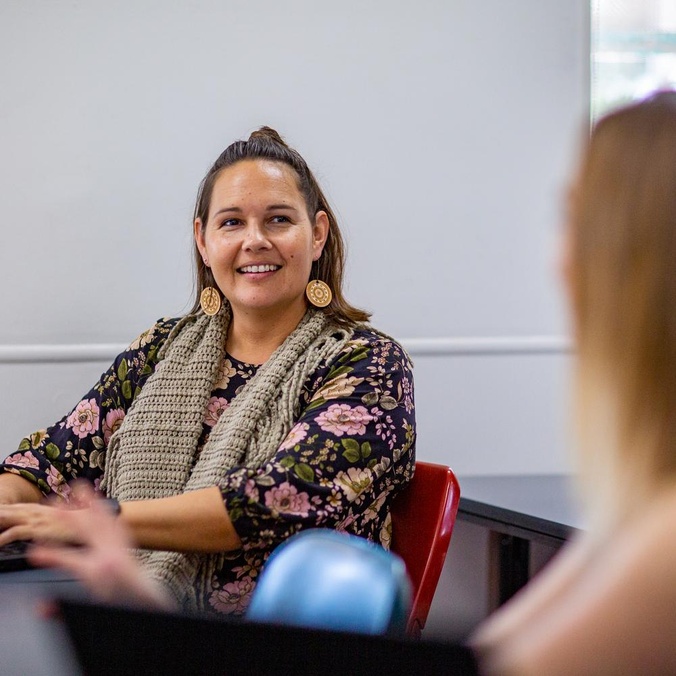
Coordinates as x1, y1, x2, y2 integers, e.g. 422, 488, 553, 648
239, 264, 280, 273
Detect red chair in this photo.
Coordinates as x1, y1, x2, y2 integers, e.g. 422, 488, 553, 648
390, 461, 460, 638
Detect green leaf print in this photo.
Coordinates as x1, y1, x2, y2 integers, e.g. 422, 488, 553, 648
325, 364, 352, 380
305, 397, 326, 412
121, 380, 133, 401
294, 463, 314, 482
280, 455, 295, 469
348, 346, 369, 362
380, 395, 398, 411
17, 438, 30, 452
341, 438, 360, 463
361, 392, 378, 407
361, 441, 372, 459
44, 443, 61, 460
117, 359, 128, 382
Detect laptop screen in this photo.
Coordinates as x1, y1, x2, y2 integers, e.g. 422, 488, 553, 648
58, 597, 479, 676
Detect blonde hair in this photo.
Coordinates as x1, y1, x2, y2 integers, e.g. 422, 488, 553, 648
568, 91, 676, 529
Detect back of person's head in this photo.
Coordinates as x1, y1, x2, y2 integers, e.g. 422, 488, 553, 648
190, 126, 370, 328
568, 91, 676, 524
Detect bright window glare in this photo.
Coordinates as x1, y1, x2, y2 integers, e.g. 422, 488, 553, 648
592, 0, 676, 119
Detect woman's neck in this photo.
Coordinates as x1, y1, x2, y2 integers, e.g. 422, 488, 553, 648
226, 305, 309, 365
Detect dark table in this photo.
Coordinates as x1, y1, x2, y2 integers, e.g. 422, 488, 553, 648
457, 474, 583, 606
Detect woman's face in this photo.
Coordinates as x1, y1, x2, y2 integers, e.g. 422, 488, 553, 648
195, 159, 329, 324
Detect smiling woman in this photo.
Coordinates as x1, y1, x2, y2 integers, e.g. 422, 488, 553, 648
0, 127, 416, 616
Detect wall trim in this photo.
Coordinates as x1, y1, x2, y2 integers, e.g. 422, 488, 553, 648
404, 336, 571, 356
0, 336, 571, 364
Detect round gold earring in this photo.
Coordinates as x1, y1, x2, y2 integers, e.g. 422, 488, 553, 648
306, 280, 332, 308
200, 287, 222, 316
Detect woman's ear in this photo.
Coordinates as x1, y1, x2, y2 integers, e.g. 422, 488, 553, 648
312, 211, 330, 261
194, 218, 207, 263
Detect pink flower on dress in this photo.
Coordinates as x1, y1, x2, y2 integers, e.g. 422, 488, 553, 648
204, 396, 229, 427
102, 408, 125, 444
209, 578, 255, 614
316, 404, 373, 437
279, 422, 309, 450
244, 479, 260, 503
4, 453, 40, 470
264, 482, 311, 517
65, 399, 100, 439
46, 466, 72, 500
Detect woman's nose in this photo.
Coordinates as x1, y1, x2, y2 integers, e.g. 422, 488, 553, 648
243, 224, 272, 250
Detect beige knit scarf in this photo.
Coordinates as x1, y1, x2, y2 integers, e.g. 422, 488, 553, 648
101, 302, 352, 611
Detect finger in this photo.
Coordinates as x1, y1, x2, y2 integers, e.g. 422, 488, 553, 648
28, 543, 89, 575
29, 542, 78, 567
0, 525, 32, 546
83, 499, 133, 550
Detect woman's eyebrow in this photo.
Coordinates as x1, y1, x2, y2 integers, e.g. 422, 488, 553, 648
265, 204, 298, 212
212, 206, 242, 218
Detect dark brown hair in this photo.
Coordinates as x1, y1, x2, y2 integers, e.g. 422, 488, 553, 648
190, 126, 370, 328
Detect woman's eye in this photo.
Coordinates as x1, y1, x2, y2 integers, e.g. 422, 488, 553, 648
270, 215, 290, 224
221, 219, 240, 228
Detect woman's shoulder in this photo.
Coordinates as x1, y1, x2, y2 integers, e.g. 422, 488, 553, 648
346, 326, 411, 363
125, 316, 183, 352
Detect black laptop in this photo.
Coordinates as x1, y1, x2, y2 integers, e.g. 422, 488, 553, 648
58, 598, 480, 676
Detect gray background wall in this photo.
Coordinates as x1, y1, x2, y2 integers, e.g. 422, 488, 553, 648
0, 0, 590, 636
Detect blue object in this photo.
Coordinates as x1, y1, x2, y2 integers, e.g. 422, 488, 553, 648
246, 529, 412, 635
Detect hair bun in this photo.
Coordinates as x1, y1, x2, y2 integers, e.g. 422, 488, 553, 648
248, 126, 288, 147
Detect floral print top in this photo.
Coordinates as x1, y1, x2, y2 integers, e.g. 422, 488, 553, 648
0, 318, 416, 615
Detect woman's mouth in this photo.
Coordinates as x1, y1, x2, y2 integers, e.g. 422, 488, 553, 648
237, 264, 281, 274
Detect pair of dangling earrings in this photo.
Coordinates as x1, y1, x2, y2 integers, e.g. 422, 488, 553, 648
199, 259, 332, 316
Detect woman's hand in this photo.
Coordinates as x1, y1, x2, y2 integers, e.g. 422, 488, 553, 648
28, 483, 175, 610
0, 501, 81, 546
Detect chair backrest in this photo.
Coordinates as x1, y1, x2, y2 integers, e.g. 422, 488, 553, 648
246, 529, 412, 636
390, 461, 461, 638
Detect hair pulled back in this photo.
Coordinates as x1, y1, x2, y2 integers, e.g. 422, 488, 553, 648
191, 126, 370, 328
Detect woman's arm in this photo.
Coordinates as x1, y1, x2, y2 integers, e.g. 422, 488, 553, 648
0, 472, 43, 505
219, 332, 416, 552
120, 486, 241, 552
0, 485, 240, 552
0, 318, 178, 502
